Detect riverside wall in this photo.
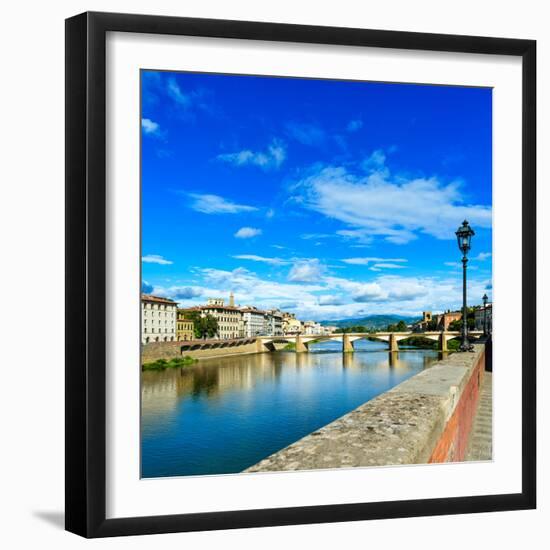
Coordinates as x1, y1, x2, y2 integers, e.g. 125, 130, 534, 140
141, 339, 261, 363
246, 344, 487, 472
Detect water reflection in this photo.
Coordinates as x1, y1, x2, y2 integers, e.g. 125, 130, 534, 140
141, 342, 441, 478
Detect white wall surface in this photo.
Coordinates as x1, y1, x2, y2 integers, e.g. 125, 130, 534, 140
0, 1, 546, 548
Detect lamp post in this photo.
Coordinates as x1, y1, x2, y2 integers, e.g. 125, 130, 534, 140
455, 220, 475, 352
482, 293, 489, 336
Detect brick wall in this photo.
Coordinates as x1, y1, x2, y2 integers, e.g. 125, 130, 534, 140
428, 348, 485, 463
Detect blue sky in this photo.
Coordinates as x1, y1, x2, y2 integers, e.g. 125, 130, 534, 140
141, 70, 492, 321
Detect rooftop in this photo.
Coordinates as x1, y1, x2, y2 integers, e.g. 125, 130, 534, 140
141, 294, 177, 305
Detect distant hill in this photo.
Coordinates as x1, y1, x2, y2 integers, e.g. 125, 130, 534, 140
320, 314, 420, 330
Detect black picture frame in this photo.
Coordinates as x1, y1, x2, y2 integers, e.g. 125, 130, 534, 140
65, 11, 536, 538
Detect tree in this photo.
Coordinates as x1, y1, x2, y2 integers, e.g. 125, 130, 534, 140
184, 311, 219, 339
386, 320, 407, 332
449, 317, 475, 331
426, 319, 438, 330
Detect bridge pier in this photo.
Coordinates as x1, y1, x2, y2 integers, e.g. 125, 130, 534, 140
389, 333, 399, 352
439, 333, 448, 352
343, 333, 354, 353
295, 334, 308, 353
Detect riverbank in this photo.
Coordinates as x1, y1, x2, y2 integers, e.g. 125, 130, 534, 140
142, 355, 198, 371
246, 343, 487, 472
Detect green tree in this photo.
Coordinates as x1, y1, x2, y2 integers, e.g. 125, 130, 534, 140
449, 316, 475, 331
386, 320, 407, 332
184, 311, 219, 339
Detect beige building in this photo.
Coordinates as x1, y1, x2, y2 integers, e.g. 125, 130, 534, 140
183, 293, 243, 340
141, 294, 177, 344
283, 312, 303, 335
176, 310, 195, 341
303, 320, 322, 335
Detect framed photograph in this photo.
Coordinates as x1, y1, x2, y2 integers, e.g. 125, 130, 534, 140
65, 11, 536, 537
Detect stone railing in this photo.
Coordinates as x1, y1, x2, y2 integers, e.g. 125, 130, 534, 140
246, 344, 486, 473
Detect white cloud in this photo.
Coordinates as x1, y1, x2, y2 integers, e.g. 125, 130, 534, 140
187, 193, 257, 215
285, 122, 325, 146
217, 139, 286, 170
372, 263, 407, 269
167, 77, 192, 108
301, 233, 334, 240
342, 257, 408, 265
475, 252, 492, 261
351, 283, 385, 302
288, 259, 324, 283
142, 254, 173, 265
141, 118, 161, 136
346, 119, 363, 132
318, 295, 346, 306
294, 153, 492, 244
150, 264, 491, 321
233, 254, 287, 265
361, 149, 387, 173
444, 261, 461, 267
234, 227, 262, 239
168, 287, 203, 300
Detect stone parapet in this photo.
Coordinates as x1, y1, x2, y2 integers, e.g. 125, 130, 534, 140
246, 345, 486, 473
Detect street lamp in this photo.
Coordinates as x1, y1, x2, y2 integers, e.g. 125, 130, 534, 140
456, 220, 475, 351
482, 293, 489, 336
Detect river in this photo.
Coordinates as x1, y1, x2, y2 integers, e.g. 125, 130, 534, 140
141, 339, 444, 478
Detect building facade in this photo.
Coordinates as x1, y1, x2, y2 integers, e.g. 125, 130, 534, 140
183, 295, 243, 340
282, 312, 303, 335
413, 310, 462, 331
141, 294, 177, 344
176, 309, 195, 341
303, 320, 322, 335
266, 309, 284, 336
475, 304, 493, 333
241, 307, 266, 337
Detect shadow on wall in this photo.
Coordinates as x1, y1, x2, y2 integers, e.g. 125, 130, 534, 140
32, 510, 65, 530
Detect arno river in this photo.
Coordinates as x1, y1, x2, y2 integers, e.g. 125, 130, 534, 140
141, 340, 443, 478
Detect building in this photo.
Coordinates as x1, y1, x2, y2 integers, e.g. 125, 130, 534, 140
412, 311, 433, 331
183, 294, 243, 340
266, 309, 284, 336
176, 309, 195, 341
413, 309, 462, 332
303, 320, 322, 335
241, 307, 267, 337
141, 294, 177, 344
475, 303, 493, 333
435, 310, 462, 331
282, 312, 303, 335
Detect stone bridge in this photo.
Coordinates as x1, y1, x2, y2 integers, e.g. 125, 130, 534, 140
257, 331, 484, 353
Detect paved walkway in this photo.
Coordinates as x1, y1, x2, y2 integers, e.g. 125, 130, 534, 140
465, 372, 493, 461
